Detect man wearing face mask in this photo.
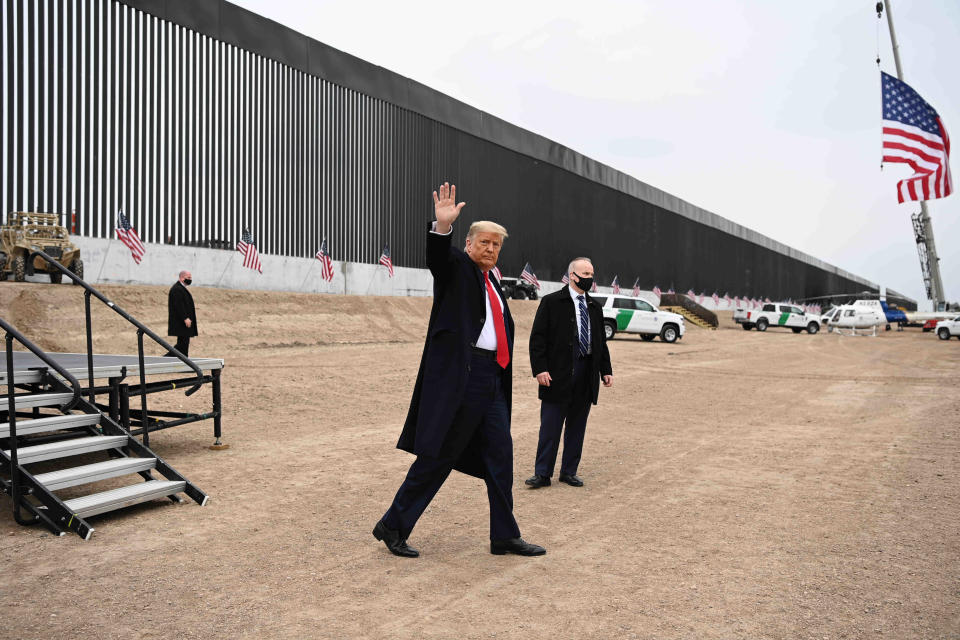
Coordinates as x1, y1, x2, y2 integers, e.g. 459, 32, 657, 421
165, 270, 197, 358
526, 257, 613, 489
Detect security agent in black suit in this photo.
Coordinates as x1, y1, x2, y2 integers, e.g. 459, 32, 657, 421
373, 182, 545, 559
526, 258, 613, 489
165, 270, 197, 357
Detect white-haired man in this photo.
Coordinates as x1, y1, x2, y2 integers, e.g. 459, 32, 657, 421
526, 257, 613, 488
373, 182, 545, 559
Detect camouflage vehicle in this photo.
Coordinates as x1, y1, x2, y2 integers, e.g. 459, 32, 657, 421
0, 212, 82, 284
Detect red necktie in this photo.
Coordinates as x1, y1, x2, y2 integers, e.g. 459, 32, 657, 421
484, 272, 510, 369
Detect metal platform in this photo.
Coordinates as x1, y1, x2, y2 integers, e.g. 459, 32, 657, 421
0, 351, 224, 385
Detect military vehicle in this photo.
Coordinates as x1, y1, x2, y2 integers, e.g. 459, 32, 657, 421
0, 212, 82, 284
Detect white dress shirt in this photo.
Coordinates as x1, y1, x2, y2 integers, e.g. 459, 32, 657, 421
569, 285, 591, 355
430, 222, 504, 351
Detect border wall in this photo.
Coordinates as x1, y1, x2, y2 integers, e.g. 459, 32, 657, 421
0, 0, 915, 308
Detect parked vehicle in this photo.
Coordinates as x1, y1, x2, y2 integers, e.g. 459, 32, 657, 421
498, 277, 538, 300
0, 212, 82, 284
922, 319, 939, 332
591, 294, 685, 343
734, 302, 821, 334
935, 316, 960, 340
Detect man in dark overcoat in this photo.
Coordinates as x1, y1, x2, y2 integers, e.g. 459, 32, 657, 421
166, 270, 197, 357
373, 182, 545, 559
526, 258, 613, 489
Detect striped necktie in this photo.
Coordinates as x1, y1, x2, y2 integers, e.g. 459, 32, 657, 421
577, 295, 590, 356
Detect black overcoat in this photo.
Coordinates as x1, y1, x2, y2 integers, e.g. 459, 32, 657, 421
529, 286, 612, 405
396, 225, 514, 478
167, 281, 198, 337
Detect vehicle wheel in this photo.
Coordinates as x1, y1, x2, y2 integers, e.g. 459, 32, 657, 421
603, 319, 617, 340
938, 328, 951, 340
640, 334, 656, 342
50, 271, 62, 284
529, 291, 538, 301
13, 254, 26, 282
791, 327, 803, 334
70, 259, 84, 284
660, 324, 679, 343
806, 322, 819, 335
756, 318, 768, 332
742, 324, 753, 331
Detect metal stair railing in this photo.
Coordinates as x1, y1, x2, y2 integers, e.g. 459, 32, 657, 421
659, 293, 719, 328
1, 317, 85, 535
27, 249, 203, 447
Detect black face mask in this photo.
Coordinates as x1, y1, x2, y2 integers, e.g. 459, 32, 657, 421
572, 273, 593, 293
183, 279, 192, 286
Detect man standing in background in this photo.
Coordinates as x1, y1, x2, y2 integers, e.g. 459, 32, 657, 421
166, 270, 197, 358
526, 257, 613, 489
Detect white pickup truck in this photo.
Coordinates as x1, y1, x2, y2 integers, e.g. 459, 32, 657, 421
734, 302, 821, 334
935, 316, 960, 340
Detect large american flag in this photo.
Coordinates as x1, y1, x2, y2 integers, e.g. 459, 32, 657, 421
881, 71, 952, 203
116, 210, 145, 264
632, 278, 641, 297
611, 275, 621, 294
520, 262, 540, 289
491, 265, 502, 281
315, 238, 334, 282
379, 243, 394, 277
237, 228, 263, 273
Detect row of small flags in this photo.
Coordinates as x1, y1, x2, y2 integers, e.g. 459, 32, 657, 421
113, 212, 394, 281
109, 223, 819, 313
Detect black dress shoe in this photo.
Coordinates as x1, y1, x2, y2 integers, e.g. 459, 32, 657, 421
490, 537, 546, 556
558, 473, 584, 487
372, 520, 419, 558
524, 474, 551, 488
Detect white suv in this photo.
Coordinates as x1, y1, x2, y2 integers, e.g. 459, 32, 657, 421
935, 316, 960, 340
591, 294, 685, 343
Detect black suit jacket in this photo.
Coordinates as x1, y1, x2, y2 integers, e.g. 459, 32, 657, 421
167, 281, 198, 338
529, 286, 612, 405
396, 225, 514, 478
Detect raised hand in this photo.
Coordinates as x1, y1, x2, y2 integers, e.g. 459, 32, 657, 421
433, 182, 466, 234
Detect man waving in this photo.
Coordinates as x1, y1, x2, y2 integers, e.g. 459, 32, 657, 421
373, 182, 545, 559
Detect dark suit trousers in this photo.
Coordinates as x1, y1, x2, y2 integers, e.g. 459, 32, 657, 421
382, 353, 522, 541
164, 336, 190, 358
534, 354, 593, 477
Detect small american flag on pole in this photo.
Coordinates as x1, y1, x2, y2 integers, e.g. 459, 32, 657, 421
712, 292, 720, 306
315, 238, 334, 282
116, 210, 145, 264
653, 285, 661, 297
611, 276, 621, 294
237, 228, 263, 273
881, 71, 952, 203
590, 281, 598, 293
491, 265, 502, 281
632, 278, 641, 297
378, 243, 394, 277
520, 262, 540, 289
687, 289, 695, 299
561, 273, 569, 285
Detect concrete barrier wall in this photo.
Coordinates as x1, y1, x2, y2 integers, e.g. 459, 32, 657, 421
58, 238, 687, 310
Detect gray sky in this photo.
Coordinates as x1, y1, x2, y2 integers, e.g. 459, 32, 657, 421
234, 0, 960, 309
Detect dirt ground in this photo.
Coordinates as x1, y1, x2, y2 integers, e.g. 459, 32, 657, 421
1, 282, 958, 640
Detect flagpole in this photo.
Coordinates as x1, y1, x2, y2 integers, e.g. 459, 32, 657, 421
298, 257, 317, 291
94, 237, 113, 284
881, 0, 946, 310
215, 251, 237, 287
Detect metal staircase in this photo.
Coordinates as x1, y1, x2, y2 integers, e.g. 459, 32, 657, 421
1, 249, 209, 540
659, 294, 719, 330
1, 323, 207, 540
